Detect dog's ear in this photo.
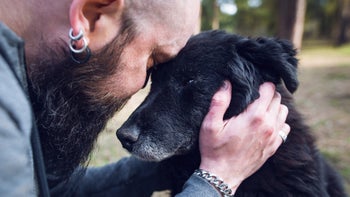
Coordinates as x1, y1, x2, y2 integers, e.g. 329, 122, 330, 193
222, 36, 299, 118
235, 37, 299, 93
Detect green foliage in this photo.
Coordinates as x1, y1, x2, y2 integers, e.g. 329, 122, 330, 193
232, 0, 276, 36
305, 0, 341, 39
201, 0, 278, 36
201, 0, 347, 43
201, 0, 216, 31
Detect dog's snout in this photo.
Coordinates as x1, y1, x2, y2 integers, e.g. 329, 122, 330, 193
117, 127, 140, 151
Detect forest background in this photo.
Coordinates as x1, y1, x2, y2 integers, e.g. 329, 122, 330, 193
90, 0, 350, 195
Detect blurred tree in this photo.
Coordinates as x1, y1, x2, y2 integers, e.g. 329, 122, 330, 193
276, 0, 306, 49
336, 0, 350, 45
201, 0, 220, 30
305, 0, 341, 41
232, 0, 274, 35
200, 0, 348, 46
212, 0, 220, 29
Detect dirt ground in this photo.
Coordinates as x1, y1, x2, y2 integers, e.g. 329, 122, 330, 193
90, 44, 350, 195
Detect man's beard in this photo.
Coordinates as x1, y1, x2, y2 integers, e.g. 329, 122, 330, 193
28, 34, 133, 188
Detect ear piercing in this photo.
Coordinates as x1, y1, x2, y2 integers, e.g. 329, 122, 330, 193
68, 28, 91, 64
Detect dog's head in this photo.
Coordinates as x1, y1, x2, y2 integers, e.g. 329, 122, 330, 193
117, 30, 298, 161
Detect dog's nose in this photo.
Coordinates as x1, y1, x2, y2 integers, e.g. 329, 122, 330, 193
116, 127, 140, 151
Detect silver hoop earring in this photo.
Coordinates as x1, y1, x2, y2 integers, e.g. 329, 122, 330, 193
69, 37, 88, 54
69, 28, 83, 41
70, 47, 91, 64
68, 28, 91, 64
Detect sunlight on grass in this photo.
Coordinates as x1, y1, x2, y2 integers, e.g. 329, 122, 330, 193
301, 42, 350, 57
298, 42, 350, 69
338, 44, 350, 54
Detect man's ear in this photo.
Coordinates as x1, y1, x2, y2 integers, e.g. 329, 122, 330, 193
235, 37, 299, 93
69, 0, 125, 50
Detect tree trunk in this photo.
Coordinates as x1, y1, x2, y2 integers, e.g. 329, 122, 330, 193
211, 0, 220, 29
277, 0, 306, 50
336, 0, 350, 46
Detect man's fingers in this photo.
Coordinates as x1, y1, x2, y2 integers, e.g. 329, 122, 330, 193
246, 82, 276, 115
277, 105, 289, 128
267, 92, 282, 116
278, 123, 291, 144
266, 123, 290, 157
201, 81, 232, 133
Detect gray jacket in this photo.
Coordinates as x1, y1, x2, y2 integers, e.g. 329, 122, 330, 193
0, 22, 221, 197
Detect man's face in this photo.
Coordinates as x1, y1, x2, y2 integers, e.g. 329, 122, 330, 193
103, 27, 194, 100
28, 15, 196, 182
102, 1, 200, 99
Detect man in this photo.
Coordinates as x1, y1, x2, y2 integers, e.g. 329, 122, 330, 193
0, 0, 290, 196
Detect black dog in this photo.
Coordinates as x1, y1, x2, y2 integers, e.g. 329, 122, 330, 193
117, 30, 347, 196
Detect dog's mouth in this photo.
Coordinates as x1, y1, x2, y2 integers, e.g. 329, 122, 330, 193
120, 138, 178, 162
131, 141, 176, 162
117, 127, 195, 162
116, 128, 173, 161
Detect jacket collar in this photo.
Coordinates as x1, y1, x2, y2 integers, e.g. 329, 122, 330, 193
0, 22, 28, 94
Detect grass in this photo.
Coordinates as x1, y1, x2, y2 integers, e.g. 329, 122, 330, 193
90, 42, 350, 195
296, 43, 350, 194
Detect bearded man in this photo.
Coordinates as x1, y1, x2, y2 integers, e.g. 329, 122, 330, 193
0, 0, 289, 196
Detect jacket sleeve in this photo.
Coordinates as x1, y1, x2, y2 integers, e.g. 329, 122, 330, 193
51, 156, 221, 197
175, 175, 221, 197
51, 156, 172, 197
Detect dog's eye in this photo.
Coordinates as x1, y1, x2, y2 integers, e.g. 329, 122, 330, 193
183, 79, 195, 87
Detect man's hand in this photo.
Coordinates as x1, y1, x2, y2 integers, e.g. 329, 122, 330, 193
199, 81, 290, 193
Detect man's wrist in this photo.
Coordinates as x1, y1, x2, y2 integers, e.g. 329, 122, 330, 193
194, 169, 236, 197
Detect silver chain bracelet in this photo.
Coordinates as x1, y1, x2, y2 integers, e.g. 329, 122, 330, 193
194, 169, 235, 197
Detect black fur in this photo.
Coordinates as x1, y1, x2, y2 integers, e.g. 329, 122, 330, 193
117, 30, 347, 197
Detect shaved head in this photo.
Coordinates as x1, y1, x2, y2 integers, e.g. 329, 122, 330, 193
126, 0, 199, 33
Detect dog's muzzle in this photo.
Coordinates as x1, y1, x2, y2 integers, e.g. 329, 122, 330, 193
116, 126, 140, 151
